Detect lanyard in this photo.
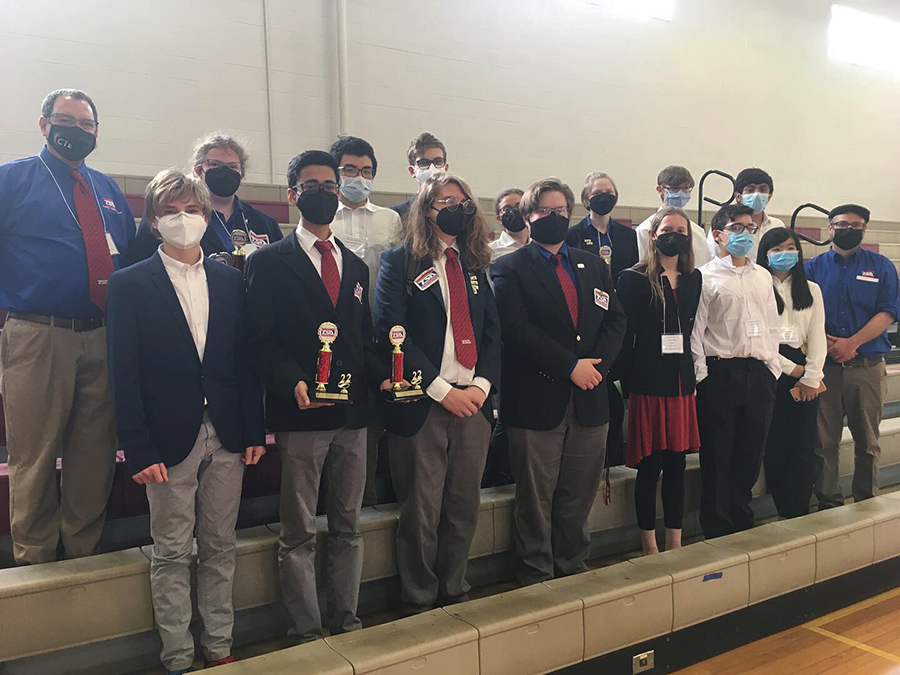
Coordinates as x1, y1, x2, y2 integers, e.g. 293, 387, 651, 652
39, 155, 109, 235
214, 209, 249, 247
660, 275, 683, 335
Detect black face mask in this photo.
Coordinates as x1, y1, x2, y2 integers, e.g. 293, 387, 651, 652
501, 208, 527, 233
296, 190, 339, 225
589, 192, 617, 216
832, 228, 864, 251
204, 166, 242, 198
656, 232, 690, 257
46, 124, 96, 162
529, 212, 570, 245
435, 206, 469, 237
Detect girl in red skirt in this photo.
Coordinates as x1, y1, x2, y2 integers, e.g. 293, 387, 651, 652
616, 206, 701, 555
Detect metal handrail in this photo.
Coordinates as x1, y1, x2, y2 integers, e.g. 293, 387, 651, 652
697, 169, 736, 231
790, 203, 832, 246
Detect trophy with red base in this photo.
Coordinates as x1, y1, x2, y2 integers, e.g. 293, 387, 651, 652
383, 325, 425, 402
312, 322, 352, 403
230, 229, 248, 277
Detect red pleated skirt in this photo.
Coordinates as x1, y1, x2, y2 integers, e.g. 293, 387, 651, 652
626, 392, 701, 468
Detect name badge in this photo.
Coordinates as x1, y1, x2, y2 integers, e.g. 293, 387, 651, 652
779, 326, 799, 343
414, 267, 439, 291
594, 288, 609, 310
856, 274, 879, 283
661, 334, 684, 354
106, 232, 120, 256
746, 319, 762, 337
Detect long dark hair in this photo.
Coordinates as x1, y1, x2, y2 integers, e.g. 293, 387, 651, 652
756, 228, 813, 314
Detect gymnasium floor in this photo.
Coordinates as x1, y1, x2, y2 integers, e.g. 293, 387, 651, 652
676, 587, 900, 674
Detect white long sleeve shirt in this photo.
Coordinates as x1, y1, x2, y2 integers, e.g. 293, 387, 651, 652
691, 255, 782, 383
425, 240, 492, 403
773, 276, 826, 388
158, 248, 209, 361
331, 200, 399, 287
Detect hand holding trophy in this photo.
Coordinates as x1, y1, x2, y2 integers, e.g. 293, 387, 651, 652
383, 325, 425, 402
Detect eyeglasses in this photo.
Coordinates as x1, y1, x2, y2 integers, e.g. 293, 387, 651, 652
205, 159, 242, 173
433, 197, 476, 214
293, 180, 340, 195
48, 113, 97, 133
339, 164, 375, 179
498, 205, 519, 216
533, 206, 569, 218
832, 220, 866, 230
414, 157, 446, 170
723, 222, 760, 234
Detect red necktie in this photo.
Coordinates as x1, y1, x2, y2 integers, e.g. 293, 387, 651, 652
71, 169, 115, 311
551, 254, 579, 328
444, 248, 478, 370
314, 240, 340, 307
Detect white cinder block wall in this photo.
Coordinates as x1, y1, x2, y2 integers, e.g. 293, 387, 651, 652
1, 0, 899, 217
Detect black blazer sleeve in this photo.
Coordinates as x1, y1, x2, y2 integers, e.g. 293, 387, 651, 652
120, 216, 159, 268
106, 271, 160, 474
491, 256, 579, 380
474, 268, 501, 390
592, 258, 627, 371
246, 252, 309, 399
615, 269, 646, 388
361, 260, 390, 393
234, 281, 266, 447
373, 248, 442, 389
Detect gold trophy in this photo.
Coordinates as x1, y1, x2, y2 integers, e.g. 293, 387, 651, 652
383, 325, 425, 402
312, 322, 352, 403
230, 229, 248, 277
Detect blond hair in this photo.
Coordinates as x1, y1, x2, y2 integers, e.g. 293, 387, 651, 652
519, 177, 575, 222
634, 206, 694, 302
399, 172, 492, 271
144, 169, 212, 224
581, 170, 618, 207
190, 132, 249, 174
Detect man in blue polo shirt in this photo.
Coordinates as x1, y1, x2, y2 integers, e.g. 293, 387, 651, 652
0, 89, 135, 564
805, 204, 900, 509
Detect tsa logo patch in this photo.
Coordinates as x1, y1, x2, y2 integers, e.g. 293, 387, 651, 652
414, 267, 440, 291
594, 288, 609, 310
101, 197, 117, 210
248, 231, 270, 247
354, 281, 363, 303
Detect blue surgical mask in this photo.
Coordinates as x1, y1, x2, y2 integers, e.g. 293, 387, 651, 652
768, 250, 799, 272
665, 190, 691, 208
721, 230, 755, 258
340, 176, 373, 203
742, 192, 769, 215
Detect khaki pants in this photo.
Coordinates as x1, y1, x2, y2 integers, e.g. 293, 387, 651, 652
0, 318, 117, 564
146, 414, 244, 671
815, 359, 888, 509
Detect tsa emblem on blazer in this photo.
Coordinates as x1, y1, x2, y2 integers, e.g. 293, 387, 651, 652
354, 281, 363, 303
248, 231, 270, 247
101, 197, 117, 210
414, 267, 440, 291
594, 288, 609, 310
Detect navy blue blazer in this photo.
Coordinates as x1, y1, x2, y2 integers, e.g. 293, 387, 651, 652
246, 233, 386, 432
106, 252, 265, 476
373, 245, 501, 437
564, 216, 639, 281
491, 243, 627, 430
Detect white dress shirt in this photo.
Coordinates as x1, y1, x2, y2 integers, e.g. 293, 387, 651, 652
331, 200, 400, 286
489, 230, 529, 261
706, 213, 786, 261
773, 276, 826, 388
691, 255, 782, 383
636, 208, 710, 267
158, 247, 209, 361
295, 223, 343, 279
425, 240, 492, 403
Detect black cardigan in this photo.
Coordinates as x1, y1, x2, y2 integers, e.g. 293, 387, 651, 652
615, 268, 702, 397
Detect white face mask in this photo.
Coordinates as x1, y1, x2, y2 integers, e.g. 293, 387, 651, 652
156, 212, 207, 249
414, 164, 441, 186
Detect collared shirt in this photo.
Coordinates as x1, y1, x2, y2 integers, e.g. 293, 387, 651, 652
295, 223, 343, 280
636, 208, 710, 267
691, 255, 781, 382
489, 230, 529, 261
0, 146, 135, 318
425, 240, 492, 403
805, 247, 900, 357
331, 199, 400, 287
158, 247, 209, 361
706, 213, 786, 262
535, 241, 580, 292
773, 275, 826, 388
